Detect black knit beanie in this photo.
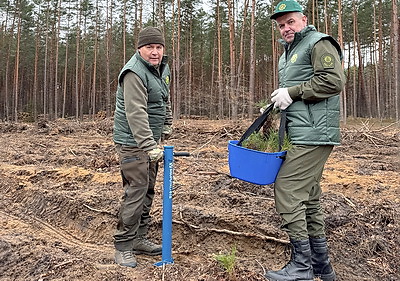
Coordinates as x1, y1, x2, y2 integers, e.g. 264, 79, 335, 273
137, 27, 165, 48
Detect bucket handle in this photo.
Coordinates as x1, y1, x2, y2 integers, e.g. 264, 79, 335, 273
278, 110, 286, 152
238, 104, 287, 152
237, 104, 274, 146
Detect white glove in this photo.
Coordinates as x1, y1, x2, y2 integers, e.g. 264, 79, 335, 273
271, 88, 293, 110
147, 148, 163, 162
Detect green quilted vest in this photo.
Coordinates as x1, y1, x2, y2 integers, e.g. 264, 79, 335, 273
278, 26, 342, 145
113, 52, 171, 146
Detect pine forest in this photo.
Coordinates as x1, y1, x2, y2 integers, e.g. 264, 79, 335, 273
1, 1, 400, 280
0, 0, 399, 122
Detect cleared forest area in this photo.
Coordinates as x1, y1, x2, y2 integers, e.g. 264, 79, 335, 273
0, 118, 399, 281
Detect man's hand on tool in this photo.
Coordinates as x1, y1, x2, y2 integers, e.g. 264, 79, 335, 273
271, 88, 293, 110
161, 125, 173, 141
148, 148, 163, 162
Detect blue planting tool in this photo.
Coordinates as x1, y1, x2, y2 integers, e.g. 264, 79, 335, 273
154, 146, 189, 267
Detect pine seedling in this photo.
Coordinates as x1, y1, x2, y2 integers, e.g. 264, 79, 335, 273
242, 130, 292, 152
214, 245, 237, 275
241, 131, 270, 152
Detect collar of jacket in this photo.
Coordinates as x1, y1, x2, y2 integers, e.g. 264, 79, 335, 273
136, 51, 168, 76
279, 25, 317, 50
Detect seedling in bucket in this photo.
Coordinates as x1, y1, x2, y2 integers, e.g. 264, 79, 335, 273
241, 130, 292, 153
228, 104, 288, 185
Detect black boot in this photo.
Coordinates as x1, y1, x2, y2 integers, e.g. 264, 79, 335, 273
265, 239, 314, 281
309, 237, 336, 281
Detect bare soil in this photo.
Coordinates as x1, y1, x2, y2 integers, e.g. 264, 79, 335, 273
0, 118, 399, 281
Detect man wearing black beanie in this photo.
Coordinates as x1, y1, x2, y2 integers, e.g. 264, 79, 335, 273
112, 26, 172, 268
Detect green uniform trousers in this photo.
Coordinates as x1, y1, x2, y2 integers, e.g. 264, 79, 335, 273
113, 144, 158, 251
274, 145, 333, 240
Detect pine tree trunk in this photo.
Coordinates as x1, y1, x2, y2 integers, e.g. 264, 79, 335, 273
352, 3, 357, 117
188, 19, 193, 117
91, 0, 99, 118
75, 1, 81, 119
354, 4, 370, 117
173, 0, 181, 119
13, 10, 21, 122
44, 1, 50, 120
337, 0, 347, 123
324, 0, 328, 34
123, 0, 126, 63
54, 0, 62, 119
392, 0, 399, 121
79, 49, 85, 120
4, 8, 17, 121
171, 0, 177, 117
237, 0, 248, 117
249, 0, 256, 119
311, 0, 315, 26
210, 36, 216, 118
106, 0, 112, 117
62, 39, 69, 119
157, 0, 165, 27
34, 14, 40, 121
378, 0, 385, 118
373, 3, 381, 120
217, 0, 223, 119
271, 5, 278, 92
227, 0, 237, 119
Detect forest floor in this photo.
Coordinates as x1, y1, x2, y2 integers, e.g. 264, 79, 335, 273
0, 117, 399, 281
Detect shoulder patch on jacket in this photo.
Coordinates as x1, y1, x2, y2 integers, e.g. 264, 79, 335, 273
321, 53, 335, 69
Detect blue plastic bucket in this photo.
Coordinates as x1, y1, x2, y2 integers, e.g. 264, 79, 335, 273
228, 140, 286, 185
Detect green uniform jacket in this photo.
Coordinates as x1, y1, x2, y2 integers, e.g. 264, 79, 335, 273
278, 25, 345, 145
113, 51, 171, 149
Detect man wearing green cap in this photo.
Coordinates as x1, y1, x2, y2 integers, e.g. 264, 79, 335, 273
265, 1, 345, 281
112, 26, 173, 268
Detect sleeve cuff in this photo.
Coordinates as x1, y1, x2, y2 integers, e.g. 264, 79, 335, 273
142, 143, 158, 152
287, 85, 302, 100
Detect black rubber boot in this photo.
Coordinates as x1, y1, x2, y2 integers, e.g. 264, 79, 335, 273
309, 237, 336, 281
265, 239, 314, 281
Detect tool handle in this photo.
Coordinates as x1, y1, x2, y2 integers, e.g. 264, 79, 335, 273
173, 152, 190, 157
237, 103, 274, 146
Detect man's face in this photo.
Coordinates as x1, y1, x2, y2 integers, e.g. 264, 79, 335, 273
139, 44, 164, 66
276, 12, 307, 43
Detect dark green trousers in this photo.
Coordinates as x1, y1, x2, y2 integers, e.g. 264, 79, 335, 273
114, 144, 158, 251
274, 145, 333, 240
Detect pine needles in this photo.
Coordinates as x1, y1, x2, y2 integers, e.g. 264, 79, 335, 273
241, 129, 292, 152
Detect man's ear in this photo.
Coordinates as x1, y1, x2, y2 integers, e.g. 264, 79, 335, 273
303, 15, 308, 25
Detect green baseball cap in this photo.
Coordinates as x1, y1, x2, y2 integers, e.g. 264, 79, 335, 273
270, 0, 303, 20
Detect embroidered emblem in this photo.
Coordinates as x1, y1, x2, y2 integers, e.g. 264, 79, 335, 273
165, 75, 170, 85
290, 54, 298, 63
278, 4, 286, 11
321, 53, 335, 68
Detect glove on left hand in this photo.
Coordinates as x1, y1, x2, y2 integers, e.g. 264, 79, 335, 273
161, 125, 173, 141
271, 88, 293, 110
147, 148, 163, 162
